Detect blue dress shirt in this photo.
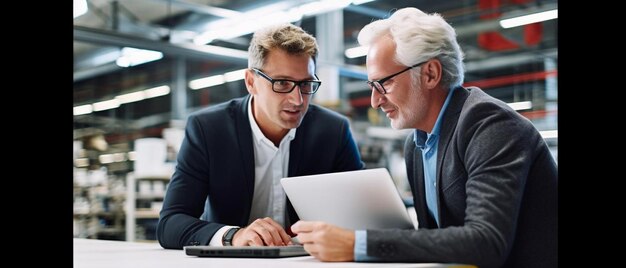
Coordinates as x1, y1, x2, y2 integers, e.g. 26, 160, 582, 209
354, 87, 456, 261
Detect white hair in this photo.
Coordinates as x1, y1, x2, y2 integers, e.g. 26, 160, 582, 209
358, 7, 465, 88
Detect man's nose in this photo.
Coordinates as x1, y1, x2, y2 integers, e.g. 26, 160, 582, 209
371, 88, 384, 108
287, 85, 304, 105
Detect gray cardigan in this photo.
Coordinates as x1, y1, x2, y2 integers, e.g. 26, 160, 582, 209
366, 87, 557, 268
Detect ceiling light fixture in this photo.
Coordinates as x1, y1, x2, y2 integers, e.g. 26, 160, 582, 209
144, 85, 171, 98
500, 9, 557, 29
74, 85, 171, 116
99, 154, 114, 164
293, 0, 352, 17
74, 0, 88, 19
116, 91, 146, 104
116, 85, 170, 105
189, 68, 247, 90
127, 151, 137, 161
74, 104, 93, 116
223, 69, 247, 82
116, 47, 164, 67
194, 11, 302, 45
194, 0, 360, 45
189, 75, 225, 90
352, 0, 377, 4
92, 99, 120, 112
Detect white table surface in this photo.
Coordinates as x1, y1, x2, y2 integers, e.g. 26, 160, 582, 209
73, 238, 475, 268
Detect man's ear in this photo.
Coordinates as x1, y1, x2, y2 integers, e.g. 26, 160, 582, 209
245, 69, 257, 95
422, 59, 442, 89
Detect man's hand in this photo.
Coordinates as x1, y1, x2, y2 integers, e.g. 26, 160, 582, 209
291, 221, 355, 262
232, 217, 292, 246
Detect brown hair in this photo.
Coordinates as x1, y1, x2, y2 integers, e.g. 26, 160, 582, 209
248, 23, 318, 69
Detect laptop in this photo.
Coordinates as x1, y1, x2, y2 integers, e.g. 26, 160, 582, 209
184, 245, 309, 258
281, 168, 415, 230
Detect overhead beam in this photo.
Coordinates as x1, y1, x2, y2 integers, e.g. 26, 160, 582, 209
455, 3, 558, 37
74, 26, 248, 63
465, 48, 557, 72
74, 62, 121, 82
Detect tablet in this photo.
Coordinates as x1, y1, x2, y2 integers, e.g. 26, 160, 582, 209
281, 168, 415, 230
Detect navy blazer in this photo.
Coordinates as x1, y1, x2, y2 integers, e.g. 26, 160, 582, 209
366, 87, 557, 268
157, 95, 364, 249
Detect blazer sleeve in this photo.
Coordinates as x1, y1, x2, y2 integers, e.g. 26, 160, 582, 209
156, 115, 224, 249
366, 101, 545, 268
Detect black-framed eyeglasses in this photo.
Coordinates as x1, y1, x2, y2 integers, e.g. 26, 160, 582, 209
251, 68, 321, 95
367, 61, 427, 95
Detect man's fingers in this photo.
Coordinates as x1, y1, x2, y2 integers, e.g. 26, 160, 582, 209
265, 218, 292, 245
291, 220, 320, 233
294, 232, 313, 244
252, 218, 286, 246
252, 224, 277, 245
248, 235, 264, 246
238, 218, 297, 246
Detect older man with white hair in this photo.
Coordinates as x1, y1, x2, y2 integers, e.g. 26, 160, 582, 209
292, 7, 557, 268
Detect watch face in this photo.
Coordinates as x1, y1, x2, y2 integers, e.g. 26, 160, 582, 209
223, 227, 240, 246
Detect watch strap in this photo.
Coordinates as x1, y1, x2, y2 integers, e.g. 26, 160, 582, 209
222, 227, 241, 246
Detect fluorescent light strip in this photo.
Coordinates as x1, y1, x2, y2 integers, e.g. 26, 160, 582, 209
144, 85, 171, 98
345, 46, 369, 58
90, 50, 122, 66
99, 154, 114, 164
193, 1, 297, 45
500, 9, 557, 29
224, 69, 247, 82
128, 151, 136, 161
116, 47, 164, 67
116, 91, 146, 104
74, 104, 93, 116
352, 0, 376, 4
293, 0, 352, 17
540, 130, 558, 139
75, 85, 171, 116
92, 99, 120, 112
194, 11, 302, 44
194, 0, 363, 45
112, 153, 126, 162
74, 0, 88, 19
189, 68, 249, 90
507, 101, 532, 111
189, 74, 225, 90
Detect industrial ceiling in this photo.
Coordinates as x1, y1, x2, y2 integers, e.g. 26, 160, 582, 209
73, 0, 558, 141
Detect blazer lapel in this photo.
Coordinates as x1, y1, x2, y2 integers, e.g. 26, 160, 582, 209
234, 95, 255, 220
287, 131, 303, 178
435, 87, 468, 226
412, 145, 435, 228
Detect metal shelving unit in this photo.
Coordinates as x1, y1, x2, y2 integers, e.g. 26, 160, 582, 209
125, 172, 170, 242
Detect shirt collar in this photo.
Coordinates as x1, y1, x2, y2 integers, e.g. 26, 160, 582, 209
414, 86, 457, 148
247, 95, 297, 145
